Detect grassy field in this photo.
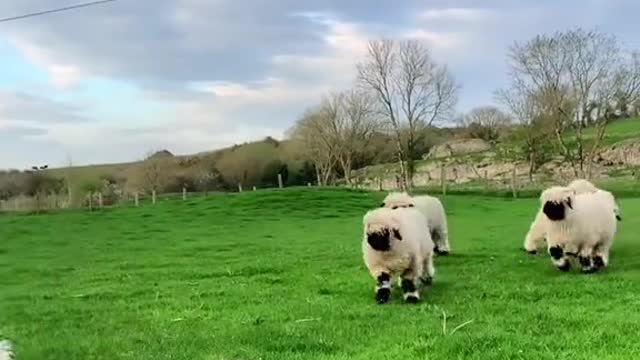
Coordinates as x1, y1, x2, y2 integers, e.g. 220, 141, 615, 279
1, 188, 640, 359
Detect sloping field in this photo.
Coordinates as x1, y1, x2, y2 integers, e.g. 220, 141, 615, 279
1, 188, 639, 359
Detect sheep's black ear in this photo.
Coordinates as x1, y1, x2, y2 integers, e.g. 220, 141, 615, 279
380, 202, 385, 207
393, 228, 402, 241
408, 204, 415, 207
392, 206, 398, 210
566, 198, 572, 209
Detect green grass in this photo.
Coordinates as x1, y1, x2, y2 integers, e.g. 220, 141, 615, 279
584, 118, 640, 145
413, 177, 640, 199
2, 188, 640, 359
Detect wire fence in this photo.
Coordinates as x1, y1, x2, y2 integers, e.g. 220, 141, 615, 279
2, 169, 639, 214
0, 174, 312, 213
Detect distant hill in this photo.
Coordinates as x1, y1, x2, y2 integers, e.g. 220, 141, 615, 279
146, 150, 174, 160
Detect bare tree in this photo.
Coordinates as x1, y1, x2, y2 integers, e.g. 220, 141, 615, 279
612, 51, 640, 118
287, 106, 340, 186
496, 87, 554, 180
357, 40, 406, 186
136, 151, 171, 194
358, 39, 458, 188
195, 156, 220, 195
505, 28, 639, 178
331, 90, 380, 184
64, 153, 75, 207
458, 106, 512, 141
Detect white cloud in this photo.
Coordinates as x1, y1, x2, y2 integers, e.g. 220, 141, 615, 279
401, 29, 468, 52
193, 77, 328, 105
8, 37, 86, 90
49, 64, 84, 89
419, 7, 495, 22
0, 91, 88, 123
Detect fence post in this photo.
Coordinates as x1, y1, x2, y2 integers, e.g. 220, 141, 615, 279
307, 182, 311, 187
152, 190, 156, 204
440, 163, 447, 196
88, 193, 93, 211
277, 173, 283, 189
484, 170, 489, 191
134, 192, 139, 207
182, 187, 187, 200
98, 192, 103, 208
252, 186, 257, 191
511, 165, 518, 198
378, 177, 383, 191
238, 183, 243, 193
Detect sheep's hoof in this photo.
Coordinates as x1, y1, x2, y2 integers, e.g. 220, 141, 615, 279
404, 295, 420, 304
556, 261, 571, 272
593, 256, 605, 270
525, 249, 537, 255
375, 288, 390, 304
435, 248, 449, 256
420, 276, 433, 286
578, 256, 592, 268
581, 266, 596, 274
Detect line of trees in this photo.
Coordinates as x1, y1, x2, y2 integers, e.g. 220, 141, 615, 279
497, 28, 640, 179
289, 28, 640, 185
288, 39, 460, 189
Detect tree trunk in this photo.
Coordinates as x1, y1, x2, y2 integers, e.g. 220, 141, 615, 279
315, 164, 322, 186
528, 155, 535, 182
585, 118, 610, 180
406, 158, 414, 189
406, 131, 419, 190
339, 157, 353, 185
322, 168, 332, 186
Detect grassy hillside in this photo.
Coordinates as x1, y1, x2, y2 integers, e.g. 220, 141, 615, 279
2, 188, 640, 359
356, 118, 640, 182
582, 117, 640, 145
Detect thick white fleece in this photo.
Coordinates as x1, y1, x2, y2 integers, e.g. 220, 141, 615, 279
546, 190, 617, 265
362, 207, 436, 298
568, 179, 621, 220
524, 181, 621, 253
382, 192, 450, 253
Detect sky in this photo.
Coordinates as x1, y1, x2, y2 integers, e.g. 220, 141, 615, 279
1, 0, 639, 169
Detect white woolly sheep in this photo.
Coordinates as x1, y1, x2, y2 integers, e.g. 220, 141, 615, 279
362, 206, 436, 304
0, 340, 12, 360
537, 186, 617, 273
381, 191, 451, 255
568, 179, 622, 221
523, 179, 621, 254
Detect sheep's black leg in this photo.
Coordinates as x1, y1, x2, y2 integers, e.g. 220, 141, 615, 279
591, 242, 607, 272
400, 270, 420, 304
579, 255, 595, 273
420, 253, 435, 287
593, 255, 605, 271
549, 245, 570, 272
375, 272, 391, 304
578, 244, 604, 274
432, 228, 450, 256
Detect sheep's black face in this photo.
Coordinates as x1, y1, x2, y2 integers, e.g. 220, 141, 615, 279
543, 200, 570, 221
367, 229, 391, 251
